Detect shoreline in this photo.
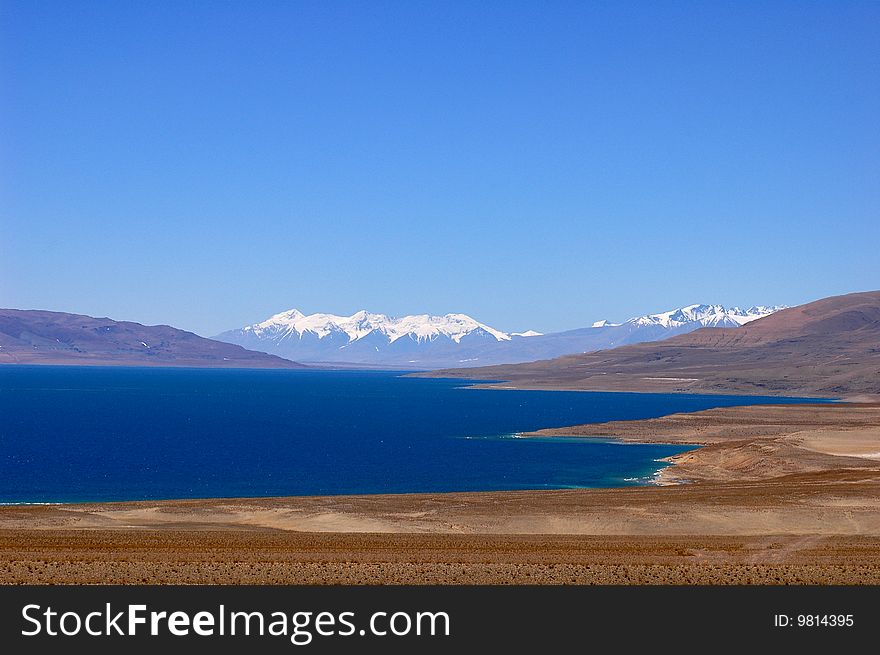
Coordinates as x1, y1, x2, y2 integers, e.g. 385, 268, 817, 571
524, 402, 880, 485
454, 379, 848, 400
3, 401, 878, 526
2, 401, 879, 584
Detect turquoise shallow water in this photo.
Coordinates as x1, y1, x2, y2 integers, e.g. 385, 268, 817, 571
0, 366, 814, 503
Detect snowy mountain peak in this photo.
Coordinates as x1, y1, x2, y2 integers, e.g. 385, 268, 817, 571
241, 309, 513, 345
623, 303, 785, 329
269, 308, 305, 321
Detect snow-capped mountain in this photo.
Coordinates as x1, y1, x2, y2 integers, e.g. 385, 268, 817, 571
599, 304, 784, 330
215, 310, 519, 367
241, 309, 510, 343
215, 303, 785, 369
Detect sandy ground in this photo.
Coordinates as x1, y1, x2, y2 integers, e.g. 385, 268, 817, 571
2, 403, 879, 584
2, 531, 878, 585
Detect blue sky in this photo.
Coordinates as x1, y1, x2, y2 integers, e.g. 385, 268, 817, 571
2, 1, 878, 336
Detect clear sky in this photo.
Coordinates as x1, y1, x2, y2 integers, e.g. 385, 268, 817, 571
2, 1, 878, 336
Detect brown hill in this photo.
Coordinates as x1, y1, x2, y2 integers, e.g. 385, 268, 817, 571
0, 309, 305, 369
418, 291, 880, 399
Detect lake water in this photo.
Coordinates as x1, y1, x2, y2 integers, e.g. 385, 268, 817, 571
0, 366, 811, 503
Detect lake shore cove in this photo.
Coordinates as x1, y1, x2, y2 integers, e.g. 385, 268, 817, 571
0, 367, 811, 502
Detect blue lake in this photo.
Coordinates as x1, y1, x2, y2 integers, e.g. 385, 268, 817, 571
0, 366, 813, 503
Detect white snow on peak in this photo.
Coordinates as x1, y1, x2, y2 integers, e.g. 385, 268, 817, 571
622, 303, 786, 329
242, 309, 514, 344
234, 303, 785, 352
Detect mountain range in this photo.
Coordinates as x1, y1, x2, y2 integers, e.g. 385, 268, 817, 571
2, 294, 875, 397
417, 290, 880, 399
214, 304, 784, 368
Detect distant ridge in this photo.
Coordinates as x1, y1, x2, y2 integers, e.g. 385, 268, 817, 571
215, 303, 784, 369
415, 291, 880, 399
610, 303, 784, 329
0, 309, 304, 369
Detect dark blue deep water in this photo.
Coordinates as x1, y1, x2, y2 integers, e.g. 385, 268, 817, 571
0, 367, 814, 503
